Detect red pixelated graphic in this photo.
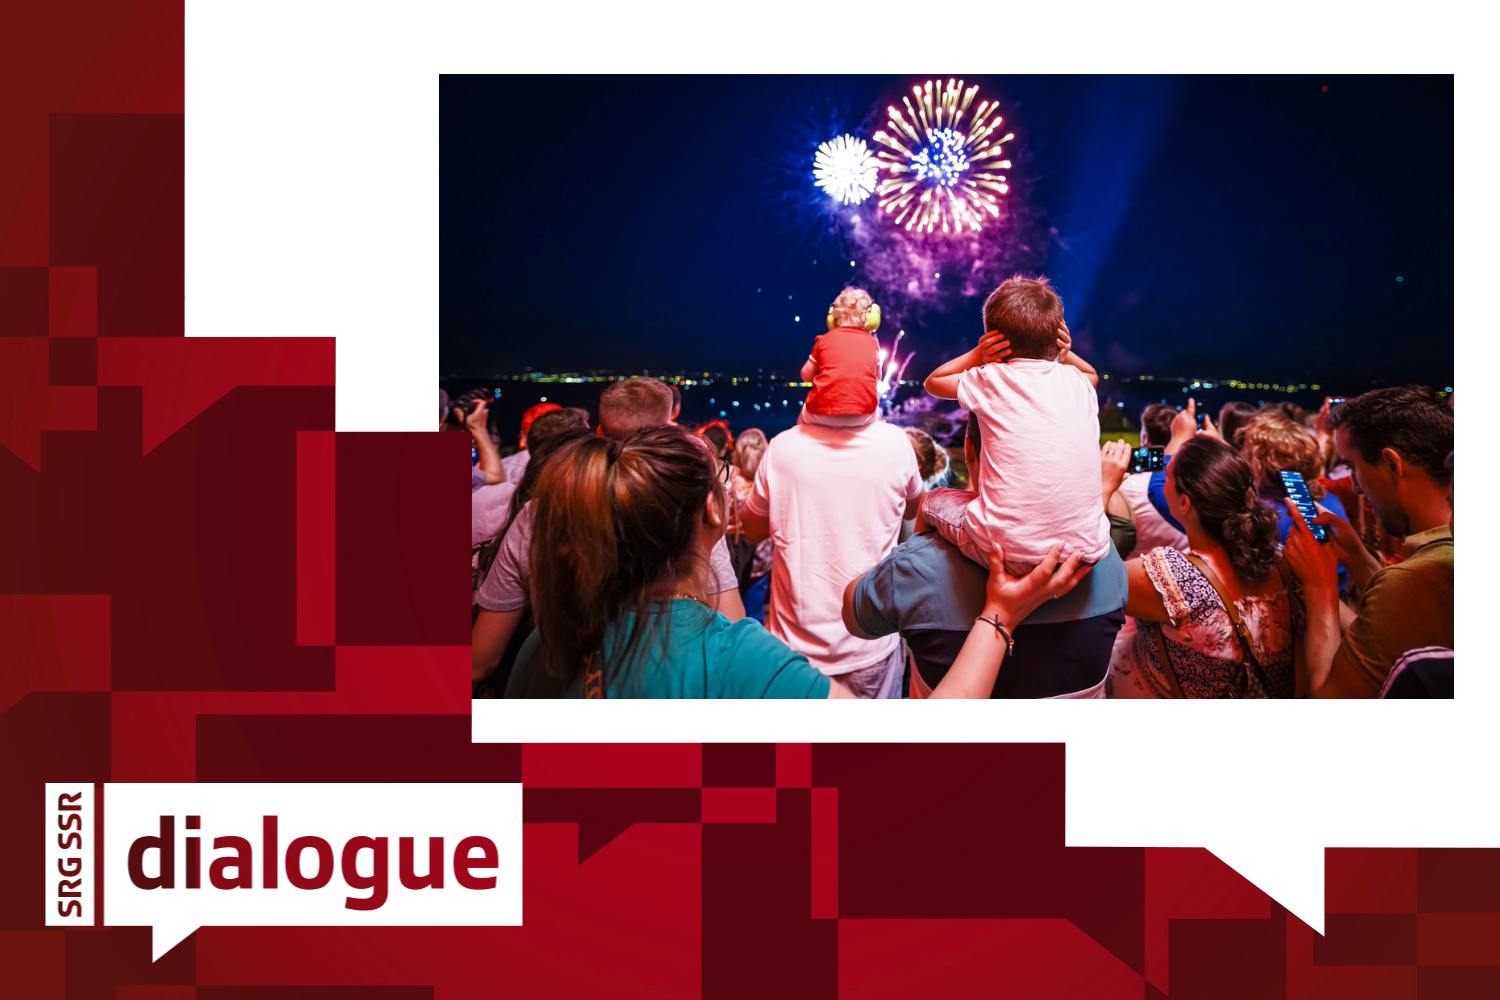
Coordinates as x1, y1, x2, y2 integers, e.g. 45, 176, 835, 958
4, 5, 1500, 1000
48, 266, 96, 338
522, 743, 703, 788
0, 595, 110, 715
839, 919, 1142, 1000
702, 786, 777, 824
776, 741, 813, 788
296, 430, 336, 647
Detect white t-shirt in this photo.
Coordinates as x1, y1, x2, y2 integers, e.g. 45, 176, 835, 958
956, 359, 1113, 567
471, 482, 519, 547
475, 501, 739, 613
501, 450, 530, 483
744, 421, 923, 675
1118, 471, 1188, 559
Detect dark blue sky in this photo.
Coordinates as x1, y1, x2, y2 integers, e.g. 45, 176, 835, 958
440, 75, 1452, 390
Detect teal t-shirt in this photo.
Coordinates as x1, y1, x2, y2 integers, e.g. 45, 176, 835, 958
504, 600, 832, 699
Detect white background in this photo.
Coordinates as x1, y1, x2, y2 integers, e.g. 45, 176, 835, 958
105, 783, 521, 960
186, 1, 1493, 935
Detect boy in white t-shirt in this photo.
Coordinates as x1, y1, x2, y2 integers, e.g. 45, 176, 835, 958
922, 274, 1112, 576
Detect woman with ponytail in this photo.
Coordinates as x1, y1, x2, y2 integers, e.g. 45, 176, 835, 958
1108, 435, 1306, 699
506, 423, 1088, 698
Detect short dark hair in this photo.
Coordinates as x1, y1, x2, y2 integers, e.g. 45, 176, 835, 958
1217, 401, 1259, 449
526, 408, 589, 456
1325, 385, 1453, 485
981, 274, 1064, 360
701, 424, 729, 454
1140, 404, 1177, 447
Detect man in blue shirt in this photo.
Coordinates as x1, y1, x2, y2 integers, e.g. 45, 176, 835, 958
842, 412, 1128, 698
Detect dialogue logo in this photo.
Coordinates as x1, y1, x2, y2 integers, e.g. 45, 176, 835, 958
93, 783, 520, 960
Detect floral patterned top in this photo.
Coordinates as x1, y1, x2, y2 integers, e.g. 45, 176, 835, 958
1110, 547, 1303, 699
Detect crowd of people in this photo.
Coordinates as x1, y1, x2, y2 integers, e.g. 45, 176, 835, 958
462, 277, 1454, 700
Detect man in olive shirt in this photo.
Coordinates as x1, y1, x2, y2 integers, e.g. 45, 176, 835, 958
1297, 387, 1453, 698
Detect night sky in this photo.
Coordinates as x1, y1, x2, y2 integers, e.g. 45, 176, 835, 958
440, 75, 1452, 390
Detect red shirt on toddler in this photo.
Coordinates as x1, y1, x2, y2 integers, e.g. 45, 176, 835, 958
804, 326, 879, 415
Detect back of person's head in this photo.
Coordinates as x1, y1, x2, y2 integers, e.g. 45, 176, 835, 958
507, 416, 592, 525
828, 286, 876, 329
1239, 413, 1327, 496
530, 424, 724, 687
1325, 385, 1453, 486
1140, 403, 1177, 447
701, 424, 729, 456
598, 377, 673, 440
1217, 401, 1259, 449
1170, 436, 1281, 582
734, 427, 768, 481
982, 274, 1063, 360
526, 408, 589, 456
518, 401, 563, 445
905, 428, 950, 485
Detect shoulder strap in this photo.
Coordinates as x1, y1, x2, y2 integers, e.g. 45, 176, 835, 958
1182, 552, 1273, 693
1151, 625, 1188, 699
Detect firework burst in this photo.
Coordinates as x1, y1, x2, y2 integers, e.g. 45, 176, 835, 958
872, 79, 1014, 234
813, 134, 880, 205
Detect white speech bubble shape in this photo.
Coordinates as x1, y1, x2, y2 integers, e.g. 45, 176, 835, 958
104, 783, 521, 961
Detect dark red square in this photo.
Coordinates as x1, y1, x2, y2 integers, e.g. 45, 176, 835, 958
1312, 912, 1417, 965
1418, 849, 1500, 912
1169, 914, 1286, 1000
704, 743, 776, 787
0, 267, 48, 336
1417, 966, 1500, 1000
48, 336, 96, 385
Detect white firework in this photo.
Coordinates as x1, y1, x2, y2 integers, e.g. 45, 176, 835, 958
813, 134, 880, 205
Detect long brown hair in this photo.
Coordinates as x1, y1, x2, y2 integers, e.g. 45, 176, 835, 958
1170, 436, 1281, 582
529, 424, 724, 689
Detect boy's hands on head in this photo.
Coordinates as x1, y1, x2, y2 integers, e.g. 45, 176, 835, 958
979, 330, 1012, 365
1056, 319, 1072, 362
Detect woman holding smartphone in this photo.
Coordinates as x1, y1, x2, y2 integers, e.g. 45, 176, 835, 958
1107, 434, 1306, 699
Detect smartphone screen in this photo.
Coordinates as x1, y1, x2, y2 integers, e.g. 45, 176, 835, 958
1195, 412, 1206, 431
1127, 446, 1165, 474
1279, 470, 1329, 543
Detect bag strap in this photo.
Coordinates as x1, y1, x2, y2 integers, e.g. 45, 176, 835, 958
1182, 552, 1273, 695
1152, 626, 1188, 699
